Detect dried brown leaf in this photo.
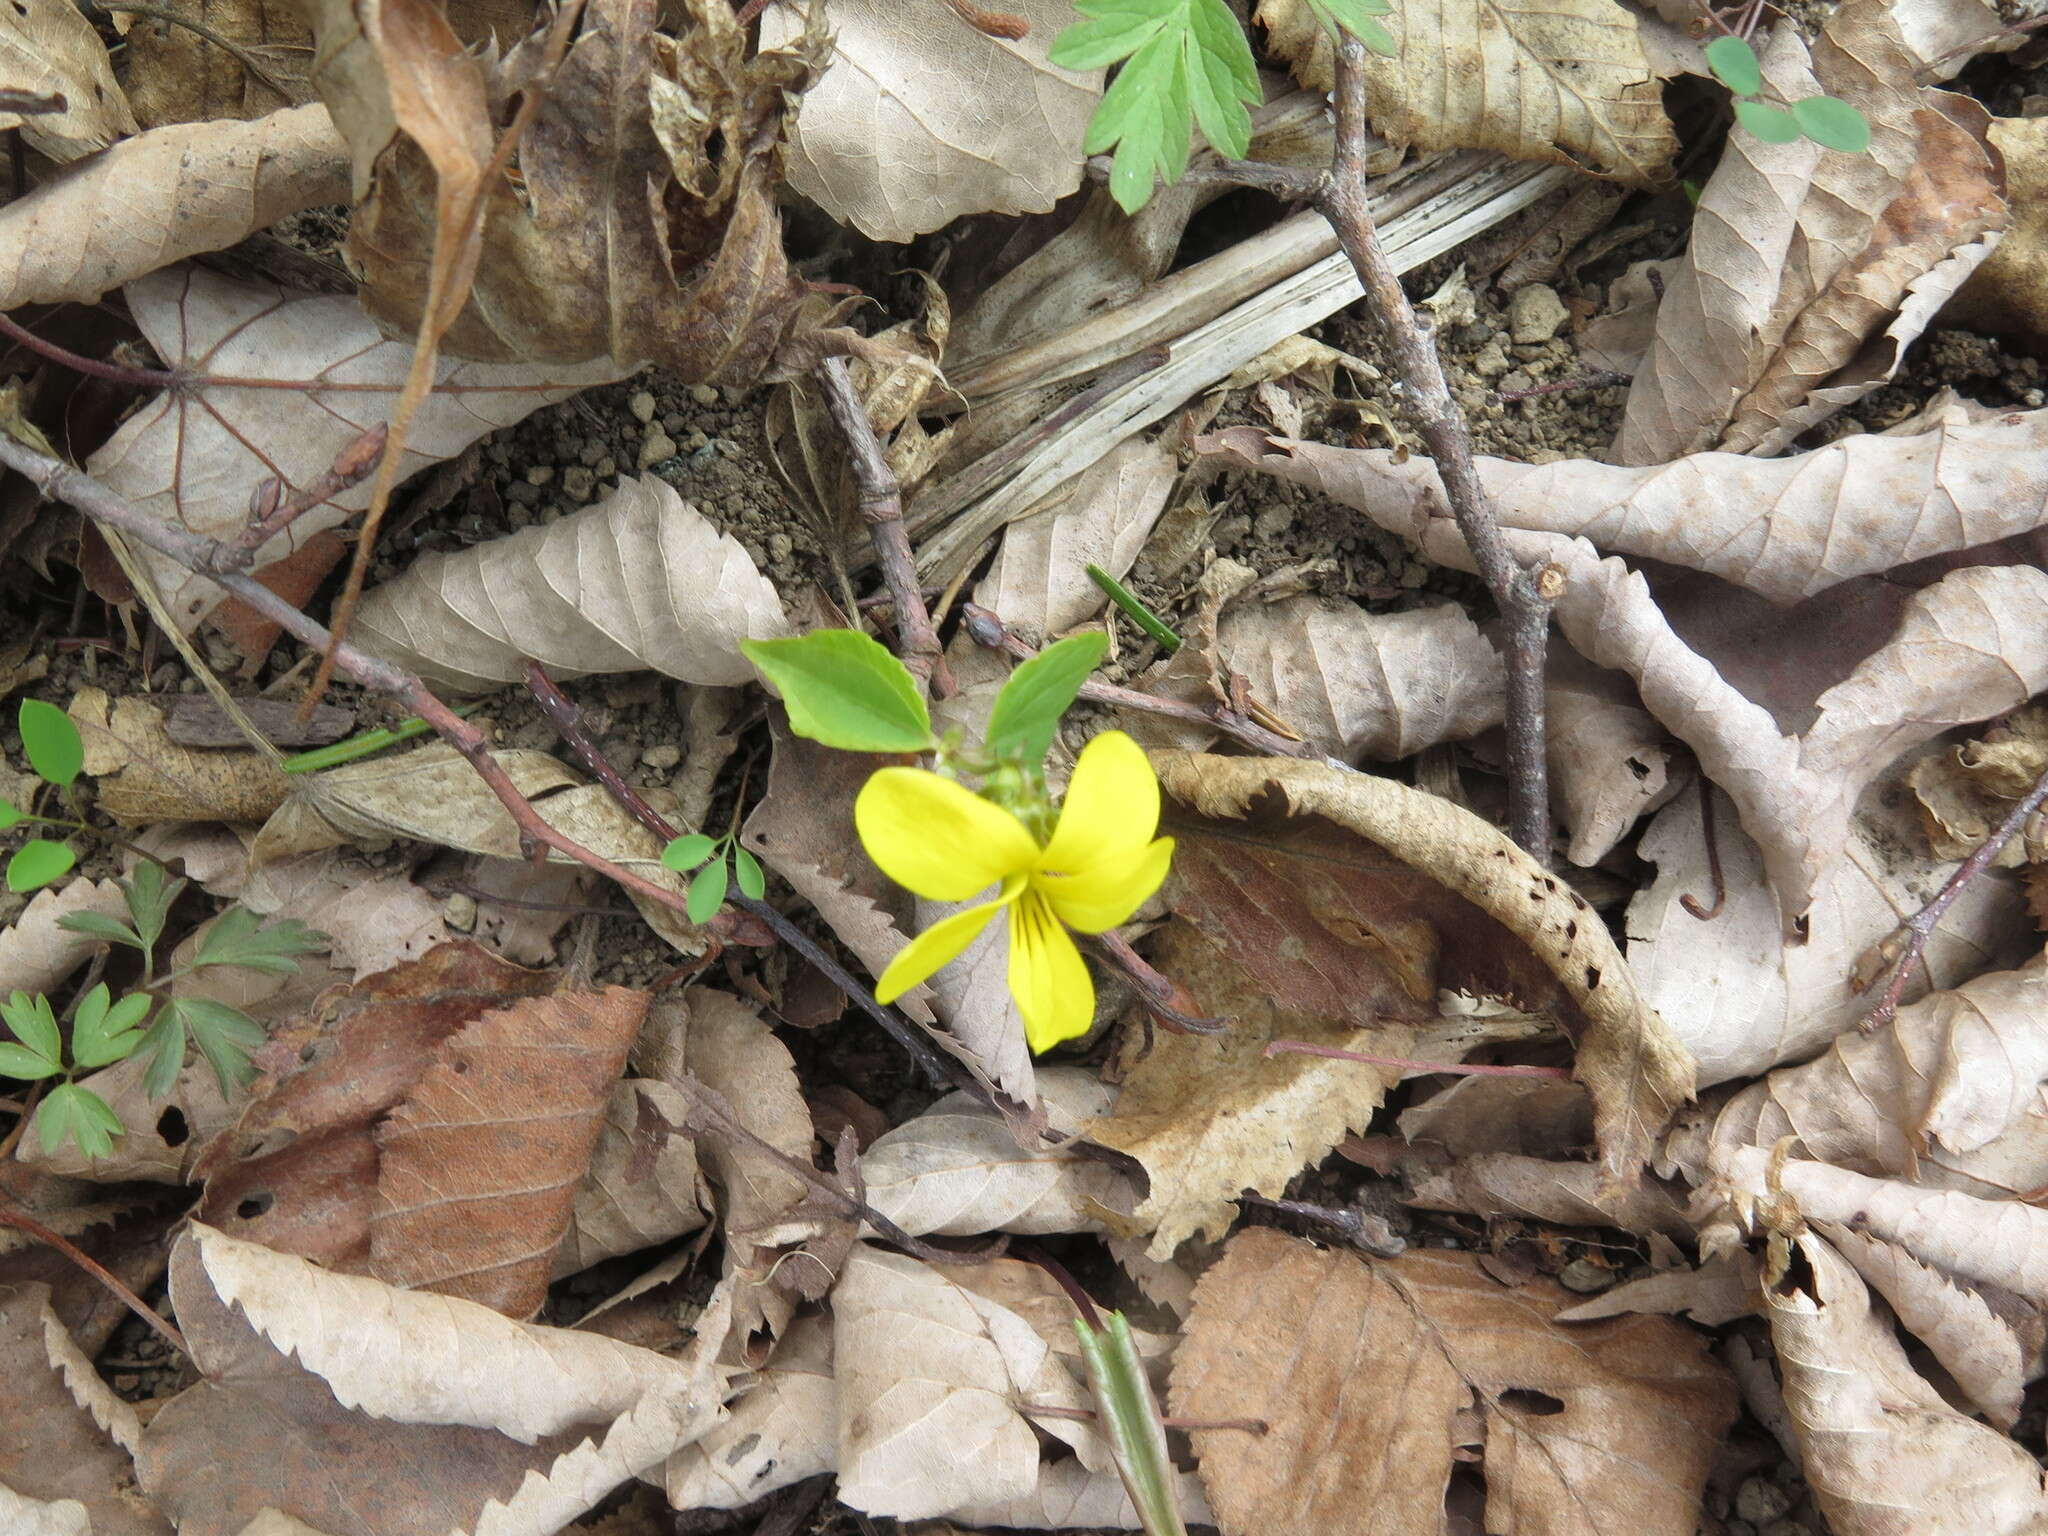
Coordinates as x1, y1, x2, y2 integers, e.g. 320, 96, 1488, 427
1154, 750, 1694, 1184
0, 104, 346, 308
1949, 115, 2048, 346
0, 878, 128, 999
555, 1079, 705, 1277
1260, 0, 1675, 183
1171, 1229, 1735, 1536
663, 1311, 834, 1510
761, 0, 1098, 243
69, 687, 288, 826
0, 0, 137, 158
1406, 1151, 1695, 1237
1398, 1074, 1592, 1158
122, 0, 313, 126
240, 851, 449, 978
352, 475, 789, 692
87, 267, 621, 633
1908, 703, 2048, 865
1546, 645, 1676, 867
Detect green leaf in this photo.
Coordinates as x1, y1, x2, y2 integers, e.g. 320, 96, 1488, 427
2, 989, 62, 1071
1074, 1311, 1187, 1536
733, 846, 766, 901
1793, 94, 1871, 153
741, 632, 935, 754
57, 911, 143, 949
7, 838, 75, 892
193, 908, 327, 975
662, 833, 720, 871
176, 996, 266, 1096
1351, 14, 1398, 54
1309, 0, 1399, 50
73, 984, 150, 1069
686, 859, 730, 925
36, 1084, 125, 1160
987, 632, 1111, 765
121, 861, 183, 960
1734, 99, 1800, 143
0, 796, 23, 830
1703, 35, 1763, 97
1049, 5, 1169, 69
0, 1040, 59, 1079
18, 699, 83, 787
138, 1004, 187, 1100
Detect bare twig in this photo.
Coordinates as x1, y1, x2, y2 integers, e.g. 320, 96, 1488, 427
1316, 38, 1556, 860
1680, 781, 1726, 921
210, 423, 388, 574
1237, 1192, 1405, 1257
813, 355, 950, 695
0, 1200, 188, 1357
1855, 761, 2048, 1033
0, 311, 178, 388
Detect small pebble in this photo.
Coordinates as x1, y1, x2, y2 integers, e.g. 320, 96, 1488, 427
1499, 370, 1536, 396
1508, 282, 1570, 344
443, 892, 478, 933
638, 429, 678, 469
1471, 339, 1511, 379
642, 743, 682, 771
1736, 1480, 1793, 1525
596, 456, 618, 478
524, 464, 555, 487
663, 413, 689, 434
114, 1374, 140, 1393
629, 390, 657, 424
505, 481, 542, 507
562, 466, 596, 501
766, 532, 793, 565
688, 383, 719, 406
1757, 1522, 1809, 1536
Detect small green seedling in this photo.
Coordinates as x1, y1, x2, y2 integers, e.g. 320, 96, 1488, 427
4, 699, 85, 893
1052, 0, 1398, 213
661, 828, 768, 925
1705, 35, 1871, 153
1072, 1309, 1189, 1536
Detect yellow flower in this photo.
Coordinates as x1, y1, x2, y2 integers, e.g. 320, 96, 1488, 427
856, 730, 1174, 1053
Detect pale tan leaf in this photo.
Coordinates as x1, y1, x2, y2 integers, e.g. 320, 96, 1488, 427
862, 1069, 1133, 1238
1086, 921, 1414, 1258
1153, 751, 1695, 1186
87, 267, 623, 633
663, 1311, 833, 1510
1406, 1151, 1694, 1237
1908, 702, 2048, 865
973, 437, 1177, 638
831, 1244, 1093, 1520
1618, 0, 2006, 463
0, 1485, 92, 1536
69, 687, 288, 827
1949, 116, 2048, 346
1819, 1221, 2026, 1429
0, 879, 128, 999
234, 1512, 340, 1536
945, 1459, 1214, 1530
1763, 1229, 2048, 1536
0, 104, 346, 308
1545, 645, 1676, 867
1553, 1253, 1758, 1326
0, 0, 137, 159
555, 1080, 705, 1278
1218, 596, 1502, 763
1172, 1229, 1736, 1536
352, 476, 789, 693
1398, 1074, 1592, 1158
239, 852, 449, 978
761, 0, 1099, 243
1259, 0, 1675, 184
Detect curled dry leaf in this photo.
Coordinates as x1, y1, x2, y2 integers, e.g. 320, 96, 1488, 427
1406, 1151, 1696, 1237
555, 1079, 705, 1278
1218, 596, 1503, 763
1546, 644, 1676, 867
87, 267, 622, 633
663, 1311, 833, 1510
1948, 115, 2048, 346
1153, 750, 1695, 1184
240, 852, 449, 979
0, 104, 347, 309
70, 687, 288, 827
1762, 1229, 2048, 1536
761, 0, 1099, 244
973, 436, 1177, 639
0, 1484, 93, 1536
1259, 0, 1675, 184
0, 878, 128, 999
352, 475, 789, 692
1617, 0, 2007, 463
831, 1244, 1096, 1520
0, 0, 138, 159
1171, 1229, 1736, 1536
1908, 702, 2048, 865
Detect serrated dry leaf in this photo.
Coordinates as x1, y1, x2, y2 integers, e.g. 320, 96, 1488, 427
87, 267, 622, 633
761, 0, 1097, 243
0, 1283, 167, 1536
1553, 1253, 1759, 1326
1629, 781, 2031, 1087
1762, 1229, 2048, 1536
0, 104, 346, 309
1616, 0, 2006, 463
369, 986, 646, 1318
1219, 596, 1503, 763
972, 436, 1176, 639
1546, 645, 1676, 867
663, 1311, 833, 1510
1260, 0, 1674, 184
831, 1244, 1095, 1520
0, 0, 138, 159
69, 687, 288, 826
862, 1069, 1132, 1238
555, 1079, 705, 1277
352, 475, 788, 692
1086, 921, 1415, 1258
0, 879, 129, 999
1154, 751, 1694, 1185
1171, 1229, 1735, 1536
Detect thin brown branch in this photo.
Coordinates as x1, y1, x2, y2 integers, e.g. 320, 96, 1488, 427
0, 311, 179, 388
210, 423, 388, 574
0, 1200, 188, 1357
814, 355, 950, 695
1854, 761, 2048, 1033
1680, 781, 1726, 921
1317, 37, 1556, 861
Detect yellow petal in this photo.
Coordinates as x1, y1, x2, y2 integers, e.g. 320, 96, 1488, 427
874, 878, 1023, 1002
1008, 890, 1095, 1053
856, 768, 1040, 902
1036, 836, 1174, 934
1039, 731, 1160, 879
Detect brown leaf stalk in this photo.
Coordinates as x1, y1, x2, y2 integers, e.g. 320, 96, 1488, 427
0, 1199, 188, 1357
1316, 38, 1556, 860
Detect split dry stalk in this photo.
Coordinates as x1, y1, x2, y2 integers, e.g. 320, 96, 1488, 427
1314, 39, 1556, 858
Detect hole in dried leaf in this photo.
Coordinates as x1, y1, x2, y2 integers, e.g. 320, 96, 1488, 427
235, 1192, 274, 1220
156, 1106, 188, 1145
1584, 966, 1601, 989
1498, 1387, 1566, 1416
